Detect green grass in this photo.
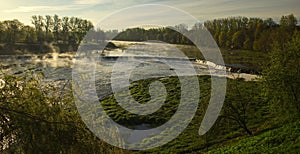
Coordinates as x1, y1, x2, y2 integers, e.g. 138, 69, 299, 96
221, 49, 268, 71
96, 75, 297, 153
177, 44, 268, 72
2, 73, 297, 153
207, 121, 300, 153
101, 76, 196, 128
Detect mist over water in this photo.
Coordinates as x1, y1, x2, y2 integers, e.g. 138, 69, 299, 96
0, 41, 256, 95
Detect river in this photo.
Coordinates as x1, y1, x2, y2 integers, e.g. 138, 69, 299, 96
0, 41, 257, 96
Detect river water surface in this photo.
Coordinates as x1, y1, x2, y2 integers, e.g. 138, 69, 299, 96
0, 41, 257, 97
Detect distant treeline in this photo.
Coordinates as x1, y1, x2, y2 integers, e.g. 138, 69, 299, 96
0, 14, 299, 54
113, 26, 193, 44
205, 14, 298, 52
114, 14, 299, 52
0, 15, 94, 53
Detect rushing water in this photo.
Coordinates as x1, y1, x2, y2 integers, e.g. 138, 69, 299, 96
0, 41, 257, 93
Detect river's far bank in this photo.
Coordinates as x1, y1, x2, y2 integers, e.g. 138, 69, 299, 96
0, 43, 75, 55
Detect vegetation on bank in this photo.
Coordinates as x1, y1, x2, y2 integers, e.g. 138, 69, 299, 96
207, 121, 300, 153
0, 72, 125, 153
114, 14, 298, 52
101, 76, 267, 153
0, 14, 298, 55
0, 15, 94, 54
177, 44, 267, 73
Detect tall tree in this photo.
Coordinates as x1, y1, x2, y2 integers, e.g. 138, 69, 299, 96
44, 15, 53, 42
53, 14, 61, 43
0, 73, 123, 153
61, 17, 69, 45
22, 26, 36, 43
221, 79, 261, 135
31, 15, 44, 42
232, 30, 245, 49
2, 20, 23, 44
0, 22, 4, 43
280, 14, 297, 31
262, 31, 300, 118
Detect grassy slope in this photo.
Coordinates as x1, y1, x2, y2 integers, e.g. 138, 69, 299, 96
177, 44, 268, 71
98, 75, 299, 153
207, 121, 300, 153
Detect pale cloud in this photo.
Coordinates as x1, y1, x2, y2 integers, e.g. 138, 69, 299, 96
74, 0, 113, 5
3, 5, 81, 13
2, 0, 114, 13
2, 0, 113, 13
1, 0, 299, 28
166, 0, 300, 21
96, 4, 198, 30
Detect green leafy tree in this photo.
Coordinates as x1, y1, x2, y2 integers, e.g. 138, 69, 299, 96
264, 18, 278, 28
232, 30, 245, 49
53, 14, 61, 43
243, 37, 252, 50
0, 72, 125, 153
61, 17, 69, 45
2, 20, 24, 44
0, 22, 5, 43
218, 31, 227, 47
280, 14, 297, 32
221, 79, 262, 135
44, 15, 54, 42
262, 31, 300, 119
21, 25, 37, 43
31, 15, 45, 42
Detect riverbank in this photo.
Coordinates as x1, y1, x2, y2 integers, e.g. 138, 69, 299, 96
177, 44, 268, 74
0, 43, 74, 55
1, 72, 298, 153
98, 75, 299, 153
0, 41, 120, 55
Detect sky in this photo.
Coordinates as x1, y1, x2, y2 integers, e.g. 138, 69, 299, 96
1, 0, 299, 30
